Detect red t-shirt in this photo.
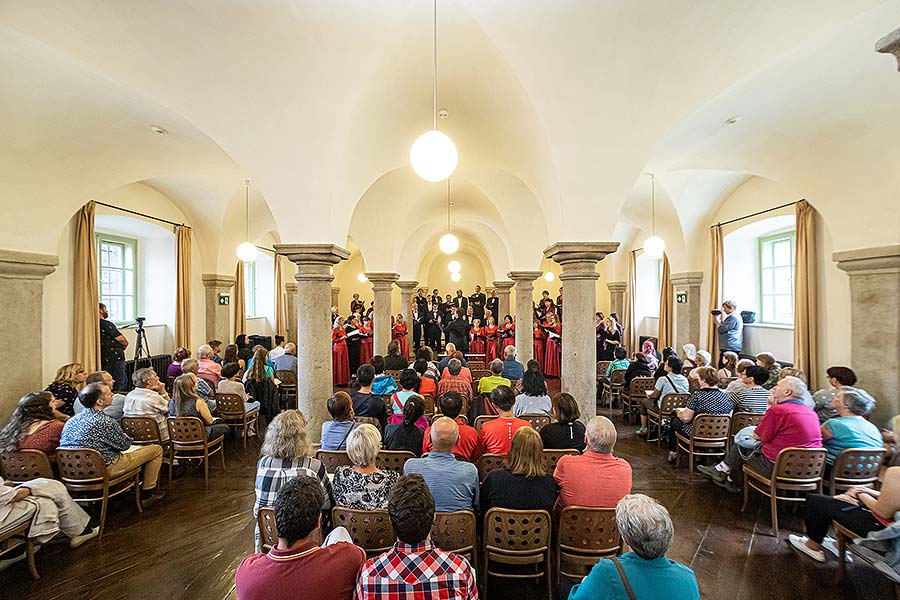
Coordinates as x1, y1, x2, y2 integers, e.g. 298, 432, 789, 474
422, 419, 481, 461
479, 417, 532, 455
418, 376, 437, 397
755, 400, 823, 462
553, 451, 633, 508
235, 541, 365, 600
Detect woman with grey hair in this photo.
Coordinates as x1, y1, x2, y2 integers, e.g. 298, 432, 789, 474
820, 388, 882, 465
332, 424, 399, 510
570, 494, 700, 599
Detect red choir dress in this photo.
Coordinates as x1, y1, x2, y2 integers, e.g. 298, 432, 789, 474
358, 325, 374, 366
332, 327, 350, 385
542, 323, 562, 377
469, 327, 485, 355
532, 327, 546, 366
484, 325, 500, 362
501, 323, 516, 351
392, 323, 408, 357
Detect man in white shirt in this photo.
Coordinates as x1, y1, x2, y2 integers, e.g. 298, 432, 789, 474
123, 368, 171, 441
268, 335, 287, 361
637, 356, 689, 436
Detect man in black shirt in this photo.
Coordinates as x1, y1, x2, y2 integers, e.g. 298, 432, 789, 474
469, 285, 486, 321
486, 290, 499, 321
98, 303, 128, 391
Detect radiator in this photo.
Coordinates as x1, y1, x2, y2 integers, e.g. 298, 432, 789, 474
124, 354, 172, 392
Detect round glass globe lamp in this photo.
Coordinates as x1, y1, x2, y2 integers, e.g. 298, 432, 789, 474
543, 271, 555, 282
643, 235, 666, 258
450, 271, 462, 282
357, 273, 368, 283
448, 260, 462, 273
439, 233, 459, 255
236, 242, 258, 262
410, 130, 458, 182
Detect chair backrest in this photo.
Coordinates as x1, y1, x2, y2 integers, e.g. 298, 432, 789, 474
519, 413, 551, 431
375, 450, 416, 472
483, 508, 551, 552
658, 393, 690, 414
468, 361, 486, 371
596, 361, 611, 379
429, 413, 468, 425
773, 448, 827, 486
719, 376, 738, 388
558, 506, 621, 556
681, 366, 693, 377
0, 449, 54, 482
420, 394, 435, 416
353, 416, 381, 430
166, 417, 207, 445
257, 507, 278, 553
431, 511, 477, 557
56, 448, 108, 485
830, 448, 886, 490
609, 368, 627, 386
476, 453, 508, 482
730, 411, 764, 435
543, 449, 580, 474
471, 369, 491, 382
688, 378, 700, 394
315, 450, 353, 473
385, 370, 403, 384
628, 376, 656, 396
691, 414, 732, 442
331, 507, 395, 556
215, 393, 247, 417
275, 370, 297, 385
121, 416, 163, 444
474, 415, 499, 433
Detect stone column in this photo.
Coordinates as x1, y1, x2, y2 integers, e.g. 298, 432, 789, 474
201, 274, 235, 343
607, 281, 627, 318
0, 249, 58, 417
397, 280, 419, 358
492, 280, 514, 322
330, 286, 340, 313
366, 272, 399, 356
670, 272, 703, 351
544, 242, 620, 420
508, 271, 543, 364
834, 244, 900, 424
274, 244, 349, 442
284, 281, 298, 343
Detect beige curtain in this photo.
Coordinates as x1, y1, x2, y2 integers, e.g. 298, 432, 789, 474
73, 201, 101, 371
274, 254, 287, 339
657, 253, 673, 349
706, 224, 724, 362
624, 251, 639, 353
233, 261, 246, 339
174, 225, 192, 350
794, 200, 818, 387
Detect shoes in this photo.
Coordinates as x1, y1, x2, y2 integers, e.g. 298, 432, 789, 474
711, 476, 741, 493
821, 536, 850, 561
69, 526, 100, 548
667, 451, 678, 463
697, 464, 727, 484
141, 489, 168, 510
635, 427, 648, 436
0, 552, 26, 572
788, 534, 826, 562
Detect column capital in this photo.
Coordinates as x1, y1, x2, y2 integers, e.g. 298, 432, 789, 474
607, 281, 627, 293
331, 286, 341, 293
671, 271, 704, 287
396, 280, 420, 291
365, 272, 400, 292
275, 244, 349, 282
543, 242, 620, 264
0, 248, 58, 280
201, 273, 236, 289
284, 281, 298, 293
876, 27, 900, 71
834, 244, 900, 275
507, 270, 544, 283
492, 280, 515, 291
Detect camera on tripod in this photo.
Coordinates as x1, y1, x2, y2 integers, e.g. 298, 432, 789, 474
133, 317, 149, 361
135, 316, 146, 330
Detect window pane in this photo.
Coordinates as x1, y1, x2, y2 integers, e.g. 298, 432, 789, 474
103, 296, 124, 322
761, 242, 773, 268
773, 239, 792, 266
123, 296, 134, 322
103, 243, 123, 268
774, 295, 793, 324
762, 296, 774, 322
774, 266, 792, 294
124, 244, 134, 269
107, 269, 124, 295
761, 268, 774, 295
124, 269, 135, 296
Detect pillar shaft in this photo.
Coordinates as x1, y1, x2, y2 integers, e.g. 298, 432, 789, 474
397, 281, 419, 358
331, 286, 340, 313
670, 272, 703, 351
366, 272, 399, 356
201, 274, 235, 344
607, 281, 627, 318
284, 281, 298, 344
545, 242, 620, 420
508, 271, 544, 364
274, 243, 349, 442
835, 245, 900, 424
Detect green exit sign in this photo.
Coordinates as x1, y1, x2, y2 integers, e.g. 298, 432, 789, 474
676, 292, 687, 304
218, 294, 230, 306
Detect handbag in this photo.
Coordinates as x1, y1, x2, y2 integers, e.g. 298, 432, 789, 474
611, 557, 638, 600
734, 425, 761, 460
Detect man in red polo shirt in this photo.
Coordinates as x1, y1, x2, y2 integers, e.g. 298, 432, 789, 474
423, 391, 481, 460
479, 385, 532, 455
235, 476, 365, 600
554, 415, 633, 508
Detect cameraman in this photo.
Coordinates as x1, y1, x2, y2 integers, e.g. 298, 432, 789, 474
98, 303, 129, 391
712, 300, 743, 366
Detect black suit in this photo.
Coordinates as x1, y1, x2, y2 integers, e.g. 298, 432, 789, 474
486, 297, 499, 320
446, 317, 471, 353
412, 308, 426, 350
425, 310, 442, 349
470, 292, 487, 321
452, 296, 468, 313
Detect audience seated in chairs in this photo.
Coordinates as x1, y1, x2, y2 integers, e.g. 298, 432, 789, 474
320, 392, 359, 451
666, 367, 733, 463
820, 388, 882, 466
624, 352, 654, 386
637, 356, 689, 436
370, 356, 399, 396
478, 359, 511, 397
169, 374, 228, 443
480, 385, 532, 455
513, 368, 551, 417
403, 417, 479, 512
717, 351, 739, 380
812, 366, 863, 423
387, 370, 428, 429
605, 346, 630, 377
756, 352, 781, 390
728, 365, 771, 414
724, 359, 756, 394
652, 347, 675, 379
410, 347, 440, 380
422, 392, 480, 461
253, 410, 332, 553
412, 359, 437, 397
272, 343, 298, 374
167, 347, 191, 381
179, 358, 215, 412
481, 427, 558, 513
60, 382, 166, 508
267, 335, 287, 362
44, 363, 86, 418
501, 344, 525, 381
569, 494, 700, 600
332, 424, 400, 510
197, 344, 223, 386
244, 348, 278, 426
124, 368, 171, 442
222, 344, 243, 371
441, 351, 472, 382
383, 340, 408, 371
355, 474, 478, 599
554, 416, 632, 509
436, 359, 473, 407
777, 367, 816, 409
687, 351, 712, 382
698, 376, 822, 493
75, 372, 125, 420
236, 475, 364, 600
540, 392, 586, 452
350, 365, 387, 423
384, 396, 425, 456
216, 363, 262, 413
0, 392, 65, 462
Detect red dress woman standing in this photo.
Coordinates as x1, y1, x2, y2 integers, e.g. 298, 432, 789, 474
542, 314, 562, 377
532, 319, 545, 367
358, 318, 374, 366
501, 316, 516, 352
469, 320, 485, 355
484, 318, 500, 362
332, 317, 350, 386
392, 314, 409, 358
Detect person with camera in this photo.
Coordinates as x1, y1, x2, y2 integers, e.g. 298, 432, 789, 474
712, 300, 742, 366
98, 303, 129, 391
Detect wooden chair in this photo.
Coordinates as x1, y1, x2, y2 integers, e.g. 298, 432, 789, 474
256, 506, 278, 553
833, 520, 900, 596
604, 369, 627, 416
468, 360, 486, 372
674, 414, 731, 484
385, 370, 404, 385
476, 453, 507, 482
0, 449, 54, 482
688, 378, 700, 394
375, 450, 416, 472
432, 510, 477, 563
474, 415, 499, 434
121, 416, 173, 487
519, 413, 551, 431
543, 449, 580, 474
419, 393, 436, 417
0, 514, 38, 579
471, 369, 491, 382
56, 448, 142, 540
646, 393, 690, 446
215, 393, 260, 450
556, 506, 621, 583
622, 377, 655, 424
429, 413, 468, 425
315, 450, 353, 473
827, 448, 885, 495
595, 361, 611, 382
353, 416, 381, 431
730, 412, 764, 437
331, 507, 395, 557
275, 370, 297, 409
742, 447, 827, 538
719, 376, 738, 389
482, 508, 552, 599
166, 417, 226, 490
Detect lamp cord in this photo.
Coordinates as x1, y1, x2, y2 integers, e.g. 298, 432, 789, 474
245, 179, 250, 242
447, 177, 451, 232
433, 0, 437, 130
650, 174, 656, 236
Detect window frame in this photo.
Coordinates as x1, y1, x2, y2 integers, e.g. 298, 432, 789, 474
244, 260, 257, 318
95, 233, 138, 326
758, 229, 795, 326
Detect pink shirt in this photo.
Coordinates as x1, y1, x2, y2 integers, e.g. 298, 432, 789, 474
755, 400, 823, 461
197, 358, 222, 385
554, 451, 633, 508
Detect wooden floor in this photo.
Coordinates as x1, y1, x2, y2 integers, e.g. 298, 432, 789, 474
3, 416, 894, 599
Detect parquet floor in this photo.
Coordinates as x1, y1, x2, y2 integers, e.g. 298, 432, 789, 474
3, 414, 894, 599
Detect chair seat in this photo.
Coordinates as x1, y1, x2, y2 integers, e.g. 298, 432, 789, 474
0, 511, 34, 538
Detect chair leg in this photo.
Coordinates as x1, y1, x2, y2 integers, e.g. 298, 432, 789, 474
837, 532, 847, 581
25, 536, 39, 580
220, 444, 227, 472
689, 450, 694, 485
134, 473, 143, 513
204, 450, 210, 490
741, 478, 750, 512
545, 552, 552, 600
98, 494, 109, 540
770, 494, 779, 539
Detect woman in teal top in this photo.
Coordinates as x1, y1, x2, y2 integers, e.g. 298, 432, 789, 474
821, 388, 882, 464
569, 494, 699, 600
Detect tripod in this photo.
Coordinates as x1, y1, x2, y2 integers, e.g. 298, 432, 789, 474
134, 321, 151, 361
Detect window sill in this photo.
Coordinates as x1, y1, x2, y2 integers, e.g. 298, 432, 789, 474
745, 322, 793, 331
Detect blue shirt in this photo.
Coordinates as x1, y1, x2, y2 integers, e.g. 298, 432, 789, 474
717, 313, 743, 352
320, 420, 359, 451
371, 374, 399, 396
501, 358, 525, 381
272, 354, 298, 373
822, 416, 883, 464
569, 552, 700, 600
403, 452, 479, 512
60, 408, 133, 464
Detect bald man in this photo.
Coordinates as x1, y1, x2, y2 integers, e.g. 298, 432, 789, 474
273, 342, 298, 373
403, 417, 479, 512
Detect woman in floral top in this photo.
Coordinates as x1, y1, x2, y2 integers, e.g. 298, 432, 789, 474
45, 362, 86, 416
333, 424, 399, 510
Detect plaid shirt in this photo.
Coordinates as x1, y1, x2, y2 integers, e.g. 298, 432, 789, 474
437, 375, 473, 404
354, 541, 478, 600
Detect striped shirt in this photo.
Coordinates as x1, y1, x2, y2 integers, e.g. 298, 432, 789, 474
730, 386, 770, 414
402, 452, 479, 512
